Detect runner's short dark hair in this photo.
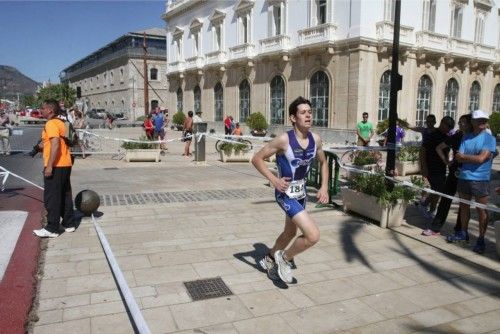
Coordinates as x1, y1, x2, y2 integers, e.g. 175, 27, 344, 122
288, 96, 311, 117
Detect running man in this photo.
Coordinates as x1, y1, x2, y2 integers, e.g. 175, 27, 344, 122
252, 96, 329, 283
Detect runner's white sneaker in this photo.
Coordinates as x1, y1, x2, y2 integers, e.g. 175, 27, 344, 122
258, 255, 279, 280
274, 250, 293, 283
33, 228, 59, 238
64, 227, 76, 233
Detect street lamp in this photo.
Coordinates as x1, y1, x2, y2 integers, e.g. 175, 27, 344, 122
130, 76, 136, 121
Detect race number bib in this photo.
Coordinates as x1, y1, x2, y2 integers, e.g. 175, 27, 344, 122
285, 179, 306, 199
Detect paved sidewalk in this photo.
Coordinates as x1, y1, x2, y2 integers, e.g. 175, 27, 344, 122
31, 139, 500, 334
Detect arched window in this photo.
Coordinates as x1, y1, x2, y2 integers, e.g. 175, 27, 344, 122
194, 85, 201, 114
443, 78, 459, 120
177, 88, 183, 112
150, 68, 158, 81
310, 71, 329, 127
239, 79, 251, 122
214, 82, 223, 121
416, 75, 432, 127
468, 81, 481, 112
378, 71, 391, 121
270, 76, 285, 125
493, 84, 500, 113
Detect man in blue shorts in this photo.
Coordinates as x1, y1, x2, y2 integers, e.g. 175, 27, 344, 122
448, 110, 496, 254
252, 96, 329, 283
153, 107, 166, 151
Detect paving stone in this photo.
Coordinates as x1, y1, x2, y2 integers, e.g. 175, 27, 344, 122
38, 294, 90, 312
233, 314, 297, 334
239, 289, 297, 317
63, 301, 126, 321
359, 290, 423, 318
33, 318, 90, 334
170, 296, 253, 330
90, 313, 134, 334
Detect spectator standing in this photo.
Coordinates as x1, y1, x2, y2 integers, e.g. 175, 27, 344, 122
383, 119, 405, 146
33, 99, 76, 238
232, 122, 242, 136
0, 110, 11, 155
224, 115, 232, 135
182, 111, 194, 157
153, 107, 166, 150
143, 114, 154, 140
411, 114, 436, 142
448, 110, 496, 254
193, 110, 203, 123
356, 112, 374, 146
422, 114, 471, 236
72, 109, 87, 159
419, 116, 455, 220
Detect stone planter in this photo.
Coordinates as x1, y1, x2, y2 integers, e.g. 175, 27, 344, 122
341, 187, 408, 228
220, 149, 254, 162
396, 161, 420, 176
125, 149, 161, 162
251, 130, 267, 137
345, 163, 379, 180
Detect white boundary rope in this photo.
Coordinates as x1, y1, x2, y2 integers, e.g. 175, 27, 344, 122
0, 166, 151, 333
91, 214, 151, 334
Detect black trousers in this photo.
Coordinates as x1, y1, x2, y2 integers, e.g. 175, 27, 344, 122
44, 166, 74, 233
430, 168, 461, 233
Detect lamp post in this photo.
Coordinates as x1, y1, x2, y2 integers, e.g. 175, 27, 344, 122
131, 77, 136, 120
385, 0, 403, 190
143, 33, 149, 116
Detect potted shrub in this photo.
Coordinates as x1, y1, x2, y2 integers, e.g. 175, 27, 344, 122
171, 111, 185, 131
395, 145, 420, 176
246, 112, 268, 137
345, 150, 383, 179
219, 141, 253, 162
121, 136, 161, 162
341, 173, 423, 228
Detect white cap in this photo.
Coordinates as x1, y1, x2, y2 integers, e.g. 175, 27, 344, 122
472, 109, 489, 120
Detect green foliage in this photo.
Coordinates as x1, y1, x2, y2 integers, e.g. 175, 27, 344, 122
352, 173, 424, 206
21, 95, 38, 108
219, 141, 249, 156
136, 115, 146, 122
489, 112, 500, 136
36, 84, 76, 106
396, 145, 420, 162
245, 112, 268, 131
172, 111, 185, 125
349, 150, 382, 166
121, 136, 154, 149
376, 118, 409, 135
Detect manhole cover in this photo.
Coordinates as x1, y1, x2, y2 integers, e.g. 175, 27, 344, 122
183, 277, 233, 301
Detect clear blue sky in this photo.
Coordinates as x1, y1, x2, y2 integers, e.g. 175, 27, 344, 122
0, 0, 165, 83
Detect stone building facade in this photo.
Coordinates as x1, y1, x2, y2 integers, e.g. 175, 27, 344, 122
60, 28, 168, 120
163, 0, 499, 140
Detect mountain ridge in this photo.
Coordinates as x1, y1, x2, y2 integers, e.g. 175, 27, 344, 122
0, 65, 40, 98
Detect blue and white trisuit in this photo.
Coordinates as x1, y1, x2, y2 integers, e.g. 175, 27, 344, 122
275, 129, 317, 218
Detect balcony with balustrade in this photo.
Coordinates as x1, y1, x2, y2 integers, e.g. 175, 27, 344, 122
415, 31, 497, 63
229, 43, 255, 62
205, 50, 228, 67
376, 21, 414, 46
167, 60, 185, 75
259, 35, 291, 57
297, 23, 336, 49
184, 55, 205, 72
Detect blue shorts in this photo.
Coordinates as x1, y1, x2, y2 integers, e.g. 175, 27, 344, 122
275, 191, 306, 218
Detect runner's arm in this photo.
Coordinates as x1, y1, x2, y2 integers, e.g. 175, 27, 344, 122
314, 134, 329, 204
252, 134, 289, 192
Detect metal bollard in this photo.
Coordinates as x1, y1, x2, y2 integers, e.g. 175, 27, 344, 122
193, 122, 207, 162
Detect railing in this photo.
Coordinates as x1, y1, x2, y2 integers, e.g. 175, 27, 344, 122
229, 43, 255, 60
298, 23, 336, 47
448, 37, 474, 56
168, 60, 185, 74
185, 56, 205, 70
376, 21, 414, 45
473, 43, 496, 60
306, 151, 340, 205
205, 50, 227, 66
415, 30, 449, 53
259, 35, 291, 54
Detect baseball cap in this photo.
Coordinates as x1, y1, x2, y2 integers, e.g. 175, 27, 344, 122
472, 109, 489, 120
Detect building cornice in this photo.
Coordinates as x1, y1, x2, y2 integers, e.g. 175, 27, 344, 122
163, 0, 206, 21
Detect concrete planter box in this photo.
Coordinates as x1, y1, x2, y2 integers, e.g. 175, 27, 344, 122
396, 161, 420, 176
125, 149, 161, 162
220, 149, 254, 162
346, 163, 379, 180
341, 187, 408, 228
